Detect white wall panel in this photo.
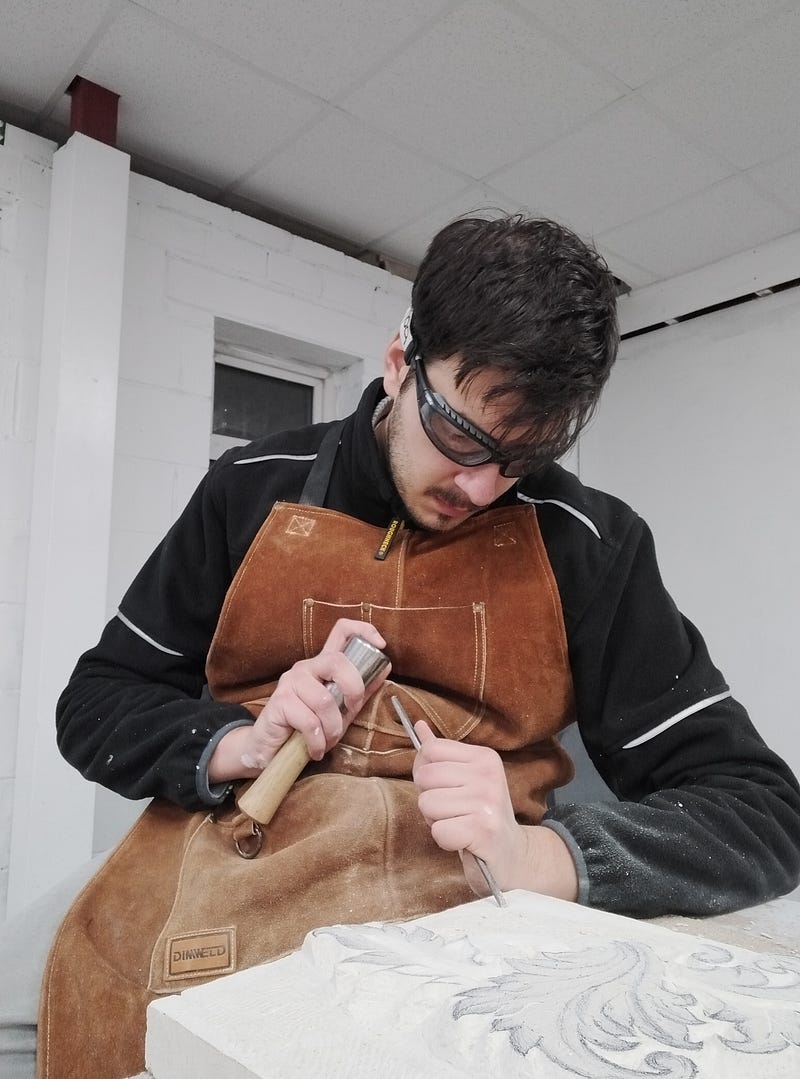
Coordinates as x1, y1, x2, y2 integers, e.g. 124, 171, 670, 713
581, 289, 800, 788
8, 133, 130, 916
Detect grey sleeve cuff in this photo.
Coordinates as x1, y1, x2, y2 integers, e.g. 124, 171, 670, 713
195, 717, 255, 805
540, 817, 591, 906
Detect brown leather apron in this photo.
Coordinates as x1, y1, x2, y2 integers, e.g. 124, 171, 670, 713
208, 498, 576, 820
38, 429, 575, 1079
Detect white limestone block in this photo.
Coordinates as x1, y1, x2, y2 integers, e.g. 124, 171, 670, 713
146, 891, 800, 1078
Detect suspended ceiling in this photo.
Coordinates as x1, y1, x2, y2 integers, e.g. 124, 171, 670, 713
2, 0, 800, 287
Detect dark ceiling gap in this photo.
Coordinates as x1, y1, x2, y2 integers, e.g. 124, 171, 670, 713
621, 277, 800, 341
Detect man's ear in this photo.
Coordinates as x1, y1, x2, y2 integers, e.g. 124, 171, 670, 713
383, 333, 411, 398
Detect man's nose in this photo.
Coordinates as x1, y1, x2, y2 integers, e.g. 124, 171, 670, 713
453, 463, 504, 507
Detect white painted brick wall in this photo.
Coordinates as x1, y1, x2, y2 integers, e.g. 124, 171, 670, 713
0, 126, 54, 918
123, 236, 169, 308
0, 604, 25, 693
0, 691, 19, 777
0, 439, 33, 514
268, 250, 324, 298
115, 381, 213, 465
321, 267, 377, 317
211, 230, 270, 280
226, 211, 292, 253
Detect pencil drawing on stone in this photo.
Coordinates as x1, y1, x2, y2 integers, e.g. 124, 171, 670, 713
310, 920, 800, 1078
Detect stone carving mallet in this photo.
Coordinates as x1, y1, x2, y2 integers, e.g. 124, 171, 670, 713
236, 635, 391, 826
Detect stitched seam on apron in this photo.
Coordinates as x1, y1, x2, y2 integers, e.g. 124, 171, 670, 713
394, 530, 408, 607
148, 814, 216, 993
473, 601, 486, 701
303, 598, 368, 655
329, 743, 414, 758
397, 682, 482, 738
444, 601, 486, 741
396, 683, 443, 728
302, 596, 313, 656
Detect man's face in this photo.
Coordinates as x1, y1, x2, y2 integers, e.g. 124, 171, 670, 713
376, 339, 520, 532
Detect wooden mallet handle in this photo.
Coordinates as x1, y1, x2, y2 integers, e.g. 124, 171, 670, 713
237, 729, 310, 825
236, 636, 390, 826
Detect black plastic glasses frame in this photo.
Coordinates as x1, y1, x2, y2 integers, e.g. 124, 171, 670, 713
410, 353, 533, 478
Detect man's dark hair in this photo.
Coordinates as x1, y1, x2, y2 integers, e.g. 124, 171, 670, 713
409, 214, 619, 467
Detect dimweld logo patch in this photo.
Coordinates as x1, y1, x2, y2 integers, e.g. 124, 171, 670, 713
165, 927, 236, 980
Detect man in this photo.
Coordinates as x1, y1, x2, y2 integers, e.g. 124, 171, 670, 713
5, 216, 800, 1078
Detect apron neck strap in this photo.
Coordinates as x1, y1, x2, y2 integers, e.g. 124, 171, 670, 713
299, 420, 344, 507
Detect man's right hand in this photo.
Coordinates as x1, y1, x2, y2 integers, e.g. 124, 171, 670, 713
207, 619, 388, 784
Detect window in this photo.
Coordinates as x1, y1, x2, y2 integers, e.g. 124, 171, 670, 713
211, 351, 325, 460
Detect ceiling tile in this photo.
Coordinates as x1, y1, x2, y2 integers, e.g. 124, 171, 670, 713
338, 0, 622, 179
597, 177, 798, 279
514, 0, 787, 88
747, 149, 800, 216
136, 0, 451, 99
3, 0, 800, 281
0, 0, 112, 112
71, 7, 324, 188
641, 6, 800, 169
490, 97, 732, 235
373, 185, 528, 267
235, 111, 469, 247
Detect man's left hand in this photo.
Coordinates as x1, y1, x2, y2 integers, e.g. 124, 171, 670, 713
411, 720, 579, 902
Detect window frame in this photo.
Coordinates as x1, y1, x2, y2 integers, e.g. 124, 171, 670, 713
211, 347, 327, 460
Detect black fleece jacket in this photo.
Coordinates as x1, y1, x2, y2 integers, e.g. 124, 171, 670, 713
57, 380, 800, 917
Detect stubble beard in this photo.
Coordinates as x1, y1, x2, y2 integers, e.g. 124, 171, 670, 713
383, 400, 477, 533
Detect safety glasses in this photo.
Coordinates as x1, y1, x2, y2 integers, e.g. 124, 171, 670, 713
410, 353, 535, 478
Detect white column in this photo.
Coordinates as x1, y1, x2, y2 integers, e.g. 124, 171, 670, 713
7, 133, 130, 916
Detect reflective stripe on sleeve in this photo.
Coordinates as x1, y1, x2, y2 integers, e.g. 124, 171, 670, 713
621, 690, 733, 749
516, 493, 601, 540
116, 611, 185, 657
233, 452, 317, 466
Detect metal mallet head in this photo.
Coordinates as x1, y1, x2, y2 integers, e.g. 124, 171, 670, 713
325, 635, 391, 712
